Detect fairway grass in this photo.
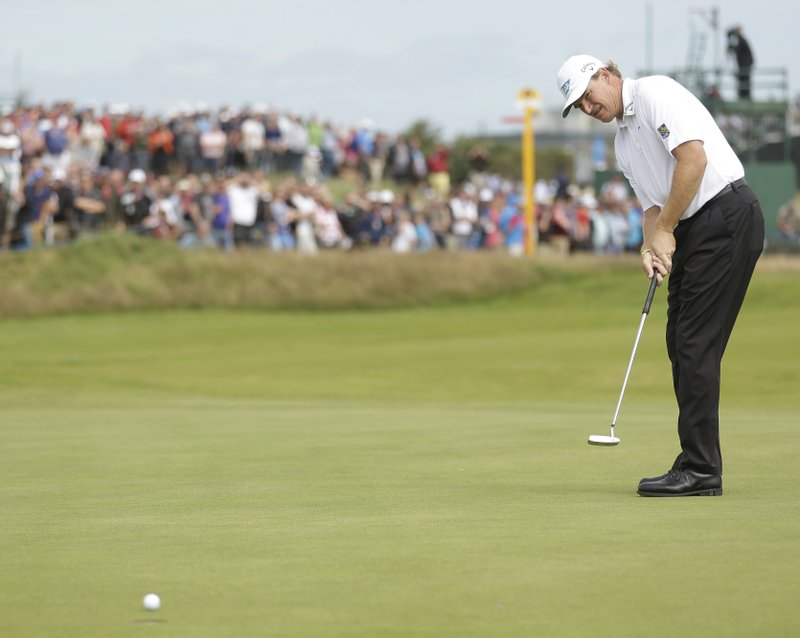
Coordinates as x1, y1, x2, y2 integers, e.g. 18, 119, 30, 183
1, 267, 798, 637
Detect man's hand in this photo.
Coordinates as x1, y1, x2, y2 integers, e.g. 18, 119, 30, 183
641, 228, 672, 284
650, 225, 676, 273
641, 251, 664, 284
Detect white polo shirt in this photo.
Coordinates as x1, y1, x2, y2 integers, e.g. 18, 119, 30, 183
614, 75, 744, 221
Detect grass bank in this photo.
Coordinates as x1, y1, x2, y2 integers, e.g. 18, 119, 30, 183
2, 235, 798, 318
0, 235, 542, 316
0, 235, 655, 317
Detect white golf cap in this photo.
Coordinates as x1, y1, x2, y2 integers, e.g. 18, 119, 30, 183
557, 54, 606, 118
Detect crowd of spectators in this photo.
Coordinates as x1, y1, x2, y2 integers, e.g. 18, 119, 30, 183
0, 100, 645, 256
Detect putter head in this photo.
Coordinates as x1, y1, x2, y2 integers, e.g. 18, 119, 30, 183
588, 434, 621, 446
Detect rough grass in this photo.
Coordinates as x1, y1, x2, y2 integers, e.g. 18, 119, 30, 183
3, 235, 798, 318
0, 235, 550, 316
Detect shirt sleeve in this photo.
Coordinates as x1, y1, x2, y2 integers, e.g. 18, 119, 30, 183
635, 76, 708, 155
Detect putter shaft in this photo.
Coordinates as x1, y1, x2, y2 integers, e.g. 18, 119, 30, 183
610, 276, 658, 429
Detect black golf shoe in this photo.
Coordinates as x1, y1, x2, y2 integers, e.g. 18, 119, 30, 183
637, 468, 722, 497
638, 470, 671, 486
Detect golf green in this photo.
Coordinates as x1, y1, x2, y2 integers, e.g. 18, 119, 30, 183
1, 267, 797, 637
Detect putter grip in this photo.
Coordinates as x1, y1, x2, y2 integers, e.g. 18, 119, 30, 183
642, 275, 658, 314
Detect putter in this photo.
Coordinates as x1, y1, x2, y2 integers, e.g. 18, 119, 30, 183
588, 275, 659, 446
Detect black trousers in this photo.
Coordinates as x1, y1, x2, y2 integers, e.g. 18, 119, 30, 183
667, 182, 764, 475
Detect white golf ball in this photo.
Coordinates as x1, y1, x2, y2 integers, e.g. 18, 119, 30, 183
143, 593, 161, 611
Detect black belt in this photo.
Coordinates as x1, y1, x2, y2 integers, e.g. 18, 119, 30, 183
702, 178, 747, 209
683, 178, 747, 225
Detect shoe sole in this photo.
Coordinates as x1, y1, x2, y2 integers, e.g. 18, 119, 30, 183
637, 488, 723, 497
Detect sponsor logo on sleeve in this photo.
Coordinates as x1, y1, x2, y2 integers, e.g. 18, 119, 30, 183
657, 123, 670, 139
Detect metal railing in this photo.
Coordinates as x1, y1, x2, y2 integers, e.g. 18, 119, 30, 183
670, 66, 788, 104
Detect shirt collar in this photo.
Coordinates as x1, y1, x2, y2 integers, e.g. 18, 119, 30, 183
617, 78, 636, 127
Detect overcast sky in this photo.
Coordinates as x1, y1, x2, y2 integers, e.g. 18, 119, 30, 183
1, 0, 797, 138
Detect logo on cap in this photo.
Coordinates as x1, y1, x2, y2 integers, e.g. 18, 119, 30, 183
560, 79, 571, 97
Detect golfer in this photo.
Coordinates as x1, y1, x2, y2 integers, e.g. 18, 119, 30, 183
557, 55, 764, 496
